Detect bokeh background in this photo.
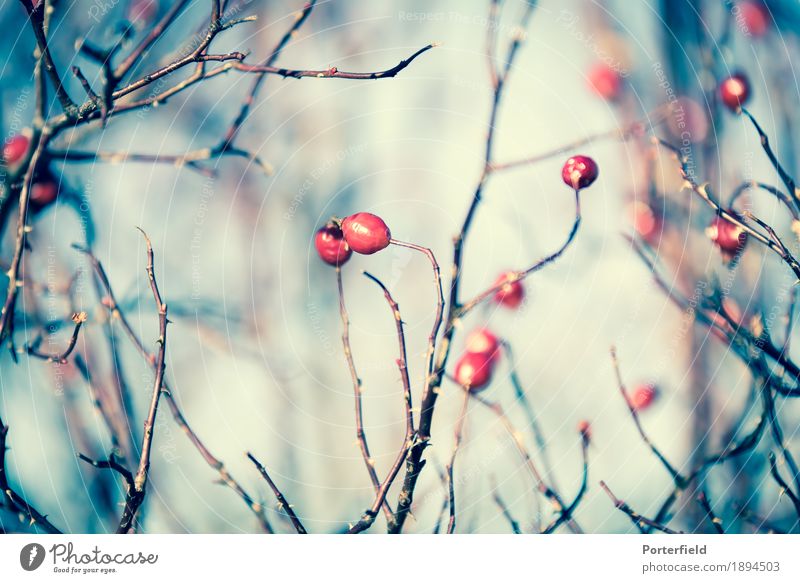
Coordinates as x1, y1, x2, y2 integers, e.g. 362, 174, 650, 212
1, 0, 799, 533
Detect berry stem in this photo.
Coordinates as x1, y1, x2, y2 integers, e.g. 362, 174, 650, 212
389, 239, 445, 405
458, 189, 583, 316
445, 389, 471, 534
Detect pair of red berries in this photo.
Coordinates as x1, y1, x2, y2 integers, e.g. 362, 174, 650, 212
454, 328, 501, 391
314, 212, 392, 266
3, 134, 59, 209
315, 154, 599, 265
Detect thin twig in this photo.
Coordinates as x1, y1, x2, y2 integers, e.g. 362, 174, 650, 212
117, 229, 169, 534
73, 244, 273, 533
228, 44, 436, 80
246, 452, 307, 534
0, 413, 62, 533
335, 268, 393, 522
541, 431, 590, 534
491, 480, 522, 534
768, 453, 800, 520
445, 390, 470, 534
610, 346, 684, 484
600, 481, 682, 534
362, 271, 414, 439
26, 312, 87, 364
697, 491, 724, 534
390, 2, 539, 533
78, 453, 134, 489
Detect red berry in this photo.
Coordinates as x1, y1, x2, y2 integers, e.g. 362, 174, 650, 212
454, 352, 494, 392
464, 328, 501, 364
561, 155, 599, 190
719, 74, 750, 112
706, 215, 747, 258
739, 1, 769, 38
128, 0, 158, 24
341, 212, 391, 255
577, 420, 591, 442
315, 222, 352, 266
492, 272, 524, 309
30, 181, 58, 209
587, 63, 622, 101
631, 384, 658, 411
630, 201, 662, 245
3, 134, 30, 166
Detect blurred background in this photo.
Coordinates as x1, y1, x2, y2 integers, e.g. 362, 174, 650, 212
1, 0, 799, 533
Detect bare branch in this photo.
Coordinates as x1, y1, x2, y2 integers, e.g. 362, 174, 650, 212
246, 452, 306, 534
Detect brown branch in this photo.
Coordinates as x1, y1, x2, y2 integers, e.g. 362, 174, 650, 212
49, 146, 273, 179
768, 453, 800, 520
610, 346, 685, 484
347, 440, 413, 534
0, 127, 52, 347
741, 107, 800, 207
501, 341, 555, 485
78, 453, 134, 489
697, 491, 724, 534
341, 272, 421, 534
362, 271, 414, 440
599, 481, 682, 534
0, 413, 62, 533
246, 452, 307, 534
26, 312, 87, 364
388, 239, 444, 429
221, 0, 319, 146
445, 391, 470, 534
630, 237, 800, 397
541, 430, 590, 534
335, 268, 393, 522
490, 479, 522, 534
458, 188, 582, 316
113, 0, 193, 82
228, 44, 436, 80
73, 244, 273, 533
389, 0, 537, 534
655, 137, 800, 280
465, 386, 582, 533
729, 180, 799, 219
117, 229, 169, 534
20, 0, 76, 115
